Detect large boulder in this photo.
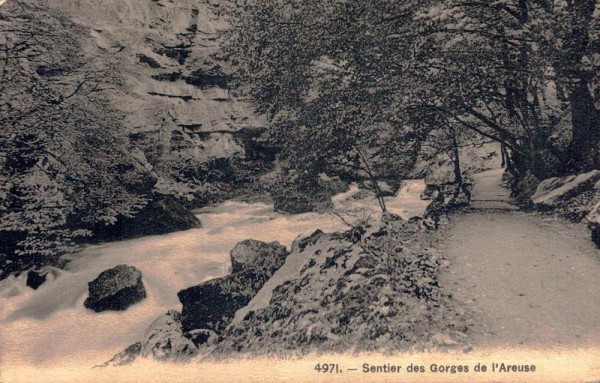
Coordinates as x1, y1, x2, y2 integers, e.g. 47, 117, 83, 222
230, 240, 287, 274
91, 195, 201, 241
84, 265, 146, 312
100, 310, 199, 367
178, 240, 288, 333
139, 310, 199, 361
178, 272, 266, 333
531, 170, 600, 209
25, 267, 60, 290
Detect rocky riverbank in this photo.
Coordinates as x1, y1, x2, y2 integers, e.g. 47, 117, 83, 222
101, 209, 471, 365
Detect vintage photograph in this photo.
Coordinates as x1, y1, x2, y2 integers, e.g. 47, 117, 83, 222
0, 0, 599, 382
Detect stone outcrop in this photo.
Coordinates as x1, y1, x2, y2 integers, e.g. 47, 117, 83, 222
214, 217, 467, 355
47, 0, 272, 204
531, 170, 600, 209
84, 265, 146, 312
532, 170, 600, 247
178, 240, 288, 333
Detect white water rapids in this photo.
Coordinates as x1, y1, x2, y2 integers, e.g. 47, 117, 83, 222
0, 181, 428, 369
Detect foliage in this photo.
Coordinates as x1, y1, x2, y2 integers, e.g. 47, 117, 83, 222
0, 1, 151, 267
225, 0, 428, 211
226, 0, 600, 197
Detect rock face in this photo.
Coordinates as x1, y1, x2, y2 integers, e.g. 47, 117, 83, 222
531, 170, 600, 209
178, 240, 288, 333
92, 195, 201, 241
101, 310, 199, 367
84, 265, 146, 312
532, 171, 600, 247
45, 0, 273, 207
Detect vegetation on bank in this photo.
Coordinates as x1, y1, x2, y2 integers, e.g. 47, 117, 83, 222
0, 1, 152, 276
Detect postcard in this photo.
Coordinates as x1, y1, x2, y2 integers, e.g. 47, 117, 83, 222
1, 0, 599, 382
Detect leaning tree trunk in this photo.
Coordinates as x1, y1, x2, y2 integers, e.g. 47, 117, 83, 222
354, 145, 387, 213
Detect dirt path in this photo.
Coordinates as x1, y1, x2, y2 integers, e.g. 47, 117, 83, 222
441, 169, 600, 348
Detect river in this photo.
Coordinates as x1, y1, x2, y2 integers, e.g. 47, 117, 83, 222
0, 181, 428, 369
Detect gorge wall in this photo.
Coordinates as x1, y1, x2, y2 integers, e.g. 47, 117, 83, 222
49, 0, 268, 201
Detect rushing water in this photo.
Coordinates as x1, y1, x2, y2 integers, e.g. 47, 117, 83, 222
0, 181, 428, 368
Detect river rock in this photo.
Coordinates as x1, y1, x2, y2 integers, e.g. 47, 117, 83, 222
26, 269, 48, 290
178, 271, 266, 333
99, 342, 143, 368
272, 190, 333, 214
230, 239, 287, 274
139, 310, 198, 361
84, 265, 146, 312
531, 170, 600, 209
178, 240, 289, 333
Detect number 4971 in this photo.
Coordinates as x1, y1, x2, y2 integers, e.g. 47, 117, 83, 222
314, 363, 341, 373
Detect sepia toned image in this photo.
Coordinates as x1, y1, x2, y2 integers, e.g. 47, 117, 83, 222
0, 0, 599, 382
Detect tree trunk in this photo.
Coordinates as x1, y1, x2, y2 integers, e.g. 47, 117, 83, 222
566, 76, 600, 171
560, 0, 599, 171
450, 128, 464, 199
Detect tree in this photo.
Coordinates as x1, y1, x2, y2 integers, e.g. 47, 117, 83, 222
0, 1, 151, 273
415, 1, 599, 177
226, 0, 599, 202
226, 0, 430, 211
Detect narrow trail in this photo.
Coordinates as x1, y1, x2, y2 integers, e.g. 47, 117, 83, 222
441, 169, 600, 348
